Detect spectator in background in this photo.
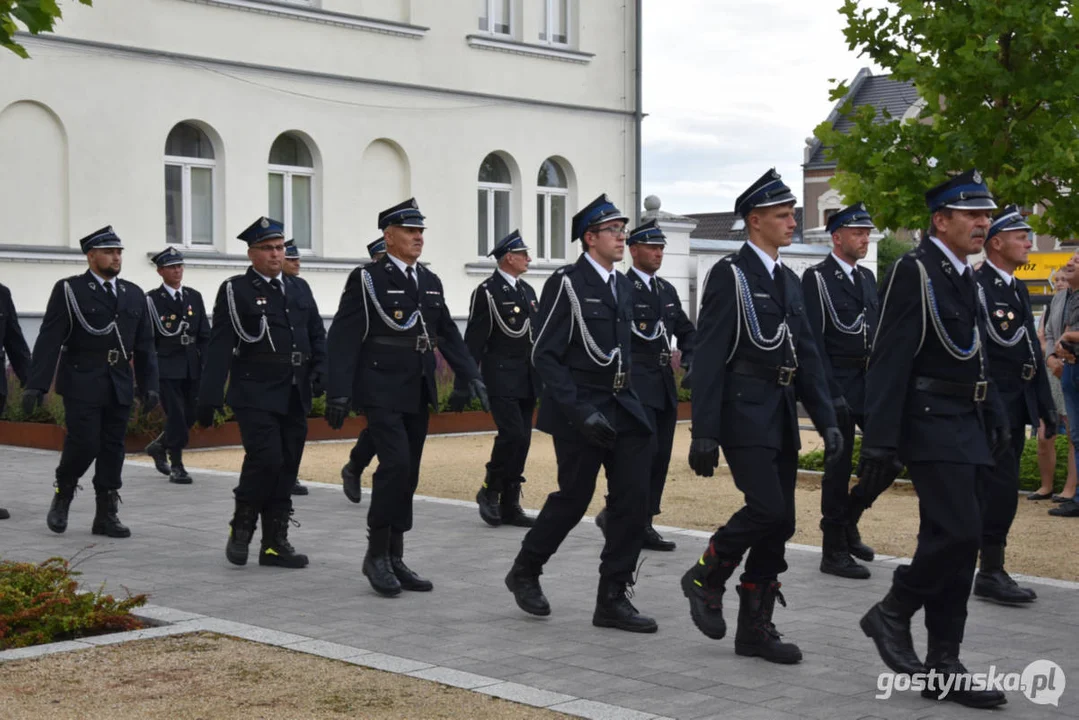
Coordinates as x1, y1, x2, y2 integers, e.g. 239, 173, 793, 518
1048, 252, 1079, 516
1033, 266, 1076, 501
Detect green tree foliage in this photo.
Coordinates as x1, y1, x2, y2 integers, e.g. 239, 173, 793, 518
875, 232, 914, 286
1, 0, 91, 58
815, 0, 1079, 237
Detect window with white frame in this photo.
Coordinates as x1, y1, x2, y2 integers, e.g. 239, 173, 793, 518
164, 123, 216, 248
478, 153, 512, 256
536, 158, 569, 261
478, 0, 511, 35
539, 0, 568, 45
268, 133, 314, 250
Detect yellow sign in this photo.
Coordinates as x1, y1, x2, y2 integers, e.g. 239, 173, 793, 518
1016, 251, 1074, 295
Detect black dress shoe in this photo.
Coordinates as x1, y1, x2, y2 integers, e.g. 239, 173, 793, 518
505, 563, 550, 616
974, 570, 1035, 604
145, 435, 171, 476
593, 579, 657, 633
820, 550, 871, 579
643, 523, 676, 551
290, 480, 309, 496
1049, 500, 1079, 516
341, 463, 363, 504
860, 591, 925, 675
389, 532, 432, 591
1027, 490, 1054, 501
0, 508, 9, 520
169, 466, 193, 485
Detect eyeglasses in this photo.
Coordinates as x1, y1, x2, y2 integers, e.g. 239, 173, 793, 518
595, 226, 627, 238
253, 244, 286, 253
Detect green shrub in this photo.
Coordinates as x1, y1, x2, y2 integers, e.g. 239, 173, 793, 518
797, 433, 1073, 492
0, 555, 148, 650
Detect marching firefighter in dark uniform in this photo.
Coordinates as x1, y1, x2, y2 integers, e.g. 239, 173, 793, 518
466, 229, 540, 528
505, 194, 659, 633
801, 203, 880, 579
197, 217, 327, 569
340, 237, 387, 505
858, 170, 1007, 709
594, 219, 695, 551
0, 280, 32, 519
325, 199, 488, 597
144, 247, 210, 484
974, 205, 1056, 604
681, 170, 841, 664
24, 226, 159, 538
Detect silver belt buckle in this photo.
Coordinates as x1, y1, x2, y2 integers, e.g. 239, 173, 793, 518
973, 380, 988, 402
180, 334, 194, 346
290, 351, 304, 367
415, 335, 431, 352
1021, 363, 1035, 381
658, 351, 671, 367
106, 349, 121, 366
613, 372, 626, 390
777, 366, 796, 386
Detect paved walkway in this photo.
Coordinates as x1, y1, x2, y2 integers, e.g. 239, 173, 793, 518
1, 444, 1076, 719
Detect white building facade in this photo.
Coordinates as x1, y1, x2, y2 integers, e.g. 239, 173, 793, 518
0, 0, 642, 337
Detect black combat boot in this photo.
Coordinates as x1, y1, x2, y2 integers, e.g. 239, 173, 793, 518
363, 527, 402, 597
341, 462, 363, 504
290, 479, 308, 496
921, 636, 1007, 708
389, 531, 432, 591
91, 490, 131, 538
595, 506, 609, 538
643, 518, 676, 551
145, 432, 171, 476
974, 544, 1036, 604
168, 449, 192, 485
593, 578, 658, 633
820, 520, 870, 579
46, 482, 77, 534
0, 507, 8, 520
225, 501, 259, 566
860, 589, 925, 675
680, 541, 738, 639
476, 471, 502, 527
846, 502, 875, 562
259, 507, 309, 568
505, 558, 550, 616
733, 581, 802, 664
499, 481, 534, 527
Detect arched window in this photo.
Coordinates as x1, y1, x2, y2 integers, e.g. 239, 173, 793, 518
536, 158, 569, 261
268, 133, 315, 249
478, 153, 512, 256
164, 122, 215, 247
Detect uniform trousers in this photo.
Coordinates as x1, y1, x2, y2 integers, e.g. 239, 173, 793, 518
520, 406, 655, 583
365, 403, 429, 533
643, 400, 677, 517
232, 387, 307, 512
980, 425, 1026, 547
486, 395, 535, 491
820, 412, 873, 526
56, 397, 131, 492
893, 461, 984, 643
159, 377, 197, 453
349, 428, 378, 473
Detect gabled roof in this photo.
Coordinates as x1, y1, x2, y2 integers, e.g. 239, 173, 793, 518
687, 208, 804, 243
805, 68, 920, 169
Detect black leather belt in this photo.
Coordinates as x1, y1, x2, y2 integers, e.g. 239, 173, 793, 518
65, 348, 125, 366
367, 335, 437, 352
832, 355, 869, 370
914, 376, 988, 402
729, 359, 797, 386
571, 368, 627, 391
242, 351, 309, 367
631, 351, 671, 368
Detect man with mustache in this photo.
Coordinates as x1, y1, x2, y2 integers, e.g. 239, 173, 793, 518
858, 170, 1008, 709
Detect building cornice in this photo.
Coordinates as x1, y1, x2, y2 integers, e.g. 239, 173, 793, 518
465, 35, 593, 64
178, 0, 428, 38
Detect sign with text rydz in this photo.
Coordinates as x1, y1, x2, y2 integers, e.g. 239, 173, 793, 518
1016, 251, 1074, 295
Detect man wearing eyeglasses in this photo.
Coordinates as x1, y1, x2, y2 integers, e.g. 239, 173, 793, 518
197, 217, 327, 570
505, 194, 659, 634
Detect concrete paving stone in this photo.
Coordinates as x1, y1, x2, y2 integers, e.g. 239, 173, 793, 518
548, 698, 661, 720
0, 640, 94, 662
79, 620, 206, 646
475, 681, 577, 708
407, 666, 503, 690
284, 638, 372, 660
340, 652, 434, 673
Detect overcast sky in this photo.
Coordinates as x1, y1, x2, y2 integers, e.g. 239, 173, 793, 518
641, 0, 881, 216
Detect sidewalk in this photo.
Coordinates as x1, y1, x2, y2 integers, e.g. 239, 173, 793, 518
1, 444, 1075, 719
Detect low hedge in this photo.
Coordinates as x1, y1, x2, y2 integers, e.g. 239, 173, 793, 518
798, 434, 1073, 493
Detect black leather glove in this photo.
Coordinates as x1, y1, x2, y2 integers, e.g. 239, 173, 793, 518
325, 396, 350, 430
310, 372, 325, 398
832, 396, 851, 429
142, 390, 160, 413
688, 437, 720, 477
989, 425, 1012, 460
195, 404, 219, 429
469, 378, 490, 412
581, 411, 616, 449
447, 386, 469, 413
823, 426, 844, 467
680, 365, 693, 390
21, 388, 43, 417
856, 447, 903, 499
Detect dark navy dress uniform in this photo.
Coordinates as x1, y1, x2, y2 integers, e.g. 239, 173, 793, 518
25, 226, 158, 538
506, 194, 659, 634
465, 230, 541, 528
198, 217, 327, 569
973, 206, 1056, 604
144, 247, 210, 484
0, 281, 33, 519
859, 171, 1010, 709
801, 204, 880, 577
326, 199, 485, 597
681, 170, 838, 664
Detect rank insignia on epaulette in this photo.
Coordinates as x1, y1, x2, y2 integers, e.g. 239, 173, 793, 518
393, 310, 403, 319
